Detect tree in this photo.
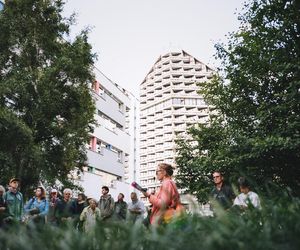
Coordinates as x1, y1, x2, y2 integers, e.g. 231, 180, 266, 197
0, 0, 95, 196
176, 0, 300, 202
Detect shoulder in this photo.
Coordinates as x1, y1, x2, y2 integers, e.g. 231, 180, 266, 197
222, 184, 234, 195
249, 191, 259, 198
161, 178, 174, 188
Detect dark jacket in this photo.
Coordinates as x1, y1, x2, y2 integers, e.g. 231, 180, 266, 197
98, 194, 114, 220
211, 184, 235, 210
54, 199, 75, 225
114, 200, 127, 221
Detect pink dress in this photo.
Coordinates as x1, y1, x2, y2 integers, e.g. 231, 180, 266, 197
148, 177, 180, 224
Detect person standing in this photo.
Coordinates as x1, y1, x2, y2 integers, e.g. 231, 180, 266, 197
47, 188, 60, 225
233, 177, 261, 209
142, 163, 184, 225
98, 186, 114, 221
4, 178, 24, 222
127, 192, 145, 223
73, 193, 87, 230
210, 171, 235, 210
24, 186, 49, 224
54, 188, 74, 226
0, 185, 8, 227
114, 193, 127, 221
80, 199, 101, 233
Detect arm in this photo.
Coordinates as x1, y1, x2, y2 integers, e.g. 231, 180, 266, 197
108, 198, 115, 216
39, 200, 49, 217
24, 198, 34, 213
148, 180, 174, 209
80, 207, 87, 221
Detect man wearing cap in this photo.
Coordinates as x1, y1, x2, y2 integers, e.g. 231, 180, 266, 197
47, 188, 60, 225
4, 178, 24, 222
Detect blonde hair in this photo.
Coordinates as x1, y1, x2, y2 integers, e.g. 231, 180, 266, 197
158, 163, 174, 176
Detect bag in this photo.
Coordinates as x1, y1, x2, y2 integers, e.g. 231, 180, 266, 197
28, 207, 40, 215
162, 203, 186, 224
161, 180, 186, 224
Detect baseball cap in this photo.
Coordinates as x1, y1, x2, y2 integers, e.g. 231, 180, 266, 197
9, 178, 20, 184
51, 188, 58, 193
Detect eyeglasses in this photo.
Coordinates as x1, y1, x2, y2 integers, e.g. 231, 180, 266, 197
213, 176, 221, 179
156, 170, 162, 175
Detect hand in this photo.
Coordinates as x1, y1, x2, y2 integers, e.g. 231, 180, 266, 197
142, 191, 150, 197
0, 207, 6, 212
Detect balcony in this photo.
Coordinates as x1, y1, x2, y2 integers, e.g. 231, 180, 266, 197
87, 148, 124, 177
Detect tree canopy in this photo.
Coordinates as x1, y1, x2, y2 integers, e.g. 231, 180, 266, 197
0, 0, 95, 195
176, 0, 300, 202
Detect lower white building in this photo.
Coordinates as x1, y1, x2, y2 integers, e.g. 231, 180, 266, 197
72, 68, 138, 203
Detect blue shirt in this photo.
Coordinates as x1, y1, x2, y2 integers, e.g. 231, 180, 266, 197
24, 197, 49, 217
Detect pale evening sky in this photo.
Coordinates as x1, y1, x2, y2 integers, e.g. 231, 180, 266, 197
64, 0, 244, 97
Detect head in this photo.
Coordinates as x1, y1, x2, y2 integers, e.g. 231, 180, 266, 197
77, 193, 85, 202
9, 178, 20, 190
102, 186, 109, 196
156, 163, 174, 181
63, 188, 72, 201
50, 189, 58, 198
89, 199, 97, 210
238, 177, 250, 194
131, 192, 138, 202
0, 185, 5, 197
35, 186, 46, 199
212, 171, 224, 186
118, 193, 124, 201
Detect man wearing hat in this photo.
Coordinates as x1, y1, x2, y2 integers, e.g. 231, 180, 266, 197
4, 178, 24, 222
47, 188, 60, 225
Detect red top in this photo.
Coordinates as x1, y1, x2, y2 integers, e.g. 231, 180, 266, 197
148, 177, 180, 224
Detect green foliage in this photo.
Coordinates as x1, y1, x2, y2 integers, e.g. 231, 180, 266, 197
0, 0, 96, 195
0, 194, 299, 250
176, 0, 300, 200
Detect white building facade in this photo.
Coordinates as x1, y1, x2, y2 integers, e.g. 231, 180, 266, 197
139, 50, 214, 203
73, 68, 138, 202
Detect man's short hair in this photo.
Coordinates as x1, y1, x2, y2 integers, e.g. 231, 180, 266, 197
212, 170, 223, 177
63, 188, 72, 194
238, 177, 250, 188
102, 186, 109, 192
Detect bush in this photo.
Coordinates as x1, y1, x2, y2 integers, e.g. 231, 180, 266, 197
0, 194, 299, 250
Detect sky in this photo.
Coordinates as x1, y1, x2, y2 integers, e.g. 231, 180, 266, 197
63, 0, 244, 97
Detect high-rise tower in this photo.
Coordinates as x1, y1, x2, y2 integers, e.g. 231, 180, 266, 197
139, 50, 214, 202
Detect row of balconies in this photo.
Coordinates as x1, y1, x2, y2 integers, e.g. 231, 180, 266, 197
141, 105, 208, 119
140, 118, 208, 135
140, 95, 208, 111
140, 85, 199, 97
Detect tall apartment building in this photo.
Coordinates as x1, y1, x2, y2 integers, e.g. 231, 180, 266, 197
139, 50, 214, 201
72, 68, 138, 202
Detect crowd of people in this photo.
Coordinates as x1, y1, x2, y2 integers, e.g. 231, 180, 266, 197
0, 165, 261, 232
0, 178, 148, 232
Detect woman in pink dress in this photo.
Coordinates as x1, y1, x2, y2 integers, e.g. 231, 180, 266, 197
142, 163, 184, 225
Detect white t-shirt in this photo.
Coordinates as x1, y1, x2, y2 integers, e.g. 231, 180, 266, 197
127, 200, 145, 222
233, 191, 261, 209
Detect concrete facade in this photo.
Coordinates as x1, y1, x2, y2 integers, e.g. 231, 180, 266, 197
139, 50, 215, 203
72, 68, 138, 203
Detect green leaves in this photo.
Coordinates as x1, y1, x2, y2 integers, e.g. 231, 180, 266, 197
0, 0, 95, 195
176, 0, 300, 200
